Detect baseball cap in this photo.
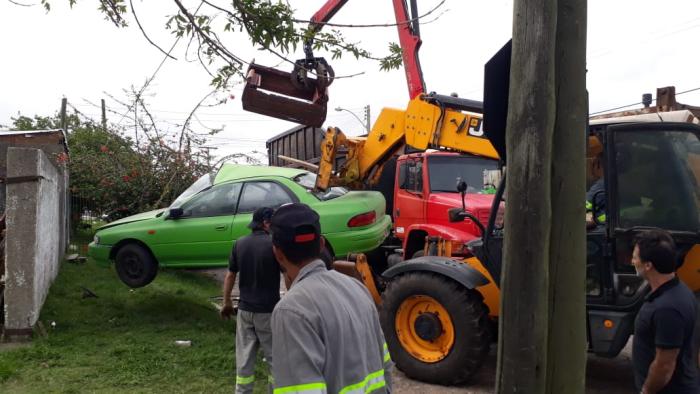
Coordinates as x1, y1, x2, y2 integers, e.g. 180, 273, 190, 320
270, 203, 321, 246
248, 207, 275, 229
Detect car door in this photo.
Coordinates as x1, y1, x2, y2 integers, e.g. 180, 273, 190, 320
394, 158, 426, 237
230, 180, 297, 241
149, 182, 242, 267
604, 122, 700, 301
586, 122, 700, 357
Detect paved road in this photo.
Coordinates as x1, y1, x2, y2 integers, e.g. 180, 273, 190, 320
391, 343, 635, 393
196, 268, 636, 393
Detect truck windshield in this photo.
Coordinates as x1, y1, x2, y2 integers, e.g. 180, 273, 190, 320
428, 156, 500, 193
294, 172, 349, 201
170, 172, 214, 208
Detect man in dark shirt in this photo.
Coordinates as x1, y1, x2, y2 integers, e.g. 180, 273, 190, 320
632, 229, 698, 394
220, 207, 280, 394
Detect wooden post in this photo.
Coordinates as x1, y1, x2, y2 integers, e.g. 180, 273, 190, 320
496, 0, 587, 392
546, 0, 588, 392
101, 99, 107, 131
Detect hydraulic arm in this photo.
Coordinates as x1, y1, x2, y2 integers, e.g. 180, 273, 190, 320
315, 94, 498, 190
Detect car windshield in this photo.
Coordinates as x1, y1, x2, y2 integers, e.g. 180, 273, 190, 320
428, 155, 500, 193
294, 172, 348, 201
170, 172, 215, 207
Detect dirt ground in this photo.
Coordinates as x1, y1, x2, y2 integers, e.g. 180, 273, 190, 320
196, 268, 636, 393
390, 343, 635, 393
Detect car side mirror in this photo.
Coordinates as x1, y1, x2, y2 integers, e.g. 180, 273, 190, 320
168, 207, 184, 219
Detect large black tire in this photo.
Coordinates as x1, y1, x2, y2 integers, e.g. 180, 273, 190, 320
380, 272, 491, 385
115, 243, 158, 288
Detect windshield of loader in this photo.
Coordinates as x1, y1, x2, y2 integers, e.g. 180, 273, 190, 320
428, 155, 500, 194
614, 129, 700, 232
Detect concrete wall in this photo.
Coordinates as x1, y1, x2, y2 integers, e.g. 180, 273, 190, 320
0, 131, 69, 254
3, 147, 62, 338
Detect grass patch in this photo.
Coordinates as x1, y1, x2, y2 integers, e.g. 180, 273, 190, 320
0, 261, 270, 393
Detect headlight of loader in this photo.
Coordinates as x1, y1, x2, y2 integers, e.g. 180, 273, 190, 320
93, 234, 100, 244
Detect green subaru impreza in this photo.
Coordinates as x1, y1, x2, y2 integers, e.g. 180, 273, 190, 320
89, 164, 391, 288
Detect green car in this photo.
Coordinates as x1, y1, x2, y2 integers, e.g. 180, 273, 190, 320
88, 164, 391, 288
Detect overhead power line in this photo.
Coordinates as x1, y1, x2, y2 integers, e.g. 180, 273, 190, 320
589, 86, 700, 116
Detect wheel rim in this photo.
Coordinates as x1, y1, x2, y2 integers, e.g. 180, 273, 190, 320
122, 252, 144, 279
395, 295, 455, 363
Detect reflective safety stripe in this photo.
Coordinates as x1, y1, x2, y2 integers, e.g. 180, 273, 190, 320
585, 201, 593, 210
597, 213, 607, 223
236, 375, 255, 385
339, 369, 386, 394
273, 382, 327, 394
382, 343, 391, 363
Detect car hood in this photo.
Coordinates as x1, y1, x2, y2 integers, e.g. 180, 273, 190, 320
98, 208, 166, 231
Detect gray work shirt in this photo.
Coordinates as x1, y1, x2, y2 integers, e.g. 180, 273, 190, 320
271, 259, 393, 394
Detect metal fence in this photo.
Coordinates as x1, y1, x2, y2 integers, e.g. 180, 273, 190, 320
69, 194, 102, 255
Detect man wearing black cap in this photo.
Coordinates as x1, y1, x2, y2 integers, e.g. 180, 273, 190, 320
221, 207, 279, 394
269, 203, 393, 393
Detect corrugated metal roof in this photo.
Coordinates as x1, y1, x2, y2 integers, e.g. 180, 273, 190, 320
0, 129, 69, 152
0, 128, 65, 136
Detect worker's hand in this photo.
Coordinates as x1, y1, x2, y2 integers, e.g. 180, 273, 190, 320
220, 303, 236, 320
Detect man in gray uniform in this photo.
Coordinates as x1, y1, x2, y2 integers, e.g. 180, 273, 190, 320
269, 203, 393, 393
221, 207, 279, 393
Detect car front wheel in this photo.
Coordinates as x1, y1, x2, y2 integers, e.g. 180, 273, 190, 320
115, 244, 158, 288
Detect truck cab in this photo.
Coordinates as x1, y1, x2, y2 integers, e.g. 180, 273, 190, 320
393, 151, 500, 259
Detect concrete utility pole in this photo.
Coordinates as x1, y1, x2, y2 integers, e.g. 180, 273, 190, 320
496, 0, 587, 393
60, 98, 67, 132
364, 105, 371, 132
101, 99, 107, 131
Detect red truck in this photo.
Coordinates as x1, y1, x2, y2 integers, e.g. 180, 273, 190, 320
267, 127, 500, 261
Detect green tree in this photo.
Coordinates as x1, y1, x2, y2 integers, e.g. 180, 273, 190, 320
34, 0, 404, 88
8, 113, 211, 218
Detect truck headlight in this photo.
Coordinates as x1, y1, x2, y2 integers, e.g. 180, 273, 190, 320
93, 235, 100, 244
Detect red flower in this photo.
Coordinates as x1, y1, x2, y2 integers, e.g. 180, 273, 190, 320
100, 145, 109, 153
56, 152, 69, 164
122, 175, 131, 182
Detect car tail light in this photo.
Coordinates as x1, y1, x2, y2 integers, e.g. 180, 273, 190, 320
348, 211, 376, 228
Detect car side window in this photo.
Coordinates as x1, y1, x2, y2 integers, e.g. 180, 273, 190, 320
237, 182, 294, 213
182, 182, 242, 218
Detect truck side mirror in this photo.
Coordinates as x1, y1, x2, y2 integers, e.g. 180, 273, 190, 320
456, 179, 468, 192
456, 178, 468, 211
448, 207, 465, 223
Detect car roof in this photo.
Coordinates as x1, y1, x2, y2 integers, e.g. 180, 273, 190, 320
214, 163, 308, 184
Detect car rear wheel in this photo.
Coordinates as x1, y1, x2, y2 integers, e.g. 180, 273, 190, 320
380, 272, 491, 385
115, 244, 158, 288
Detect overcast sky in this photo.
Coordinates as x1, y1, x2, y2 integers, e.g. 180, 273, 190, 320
2, 0, 700, 160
